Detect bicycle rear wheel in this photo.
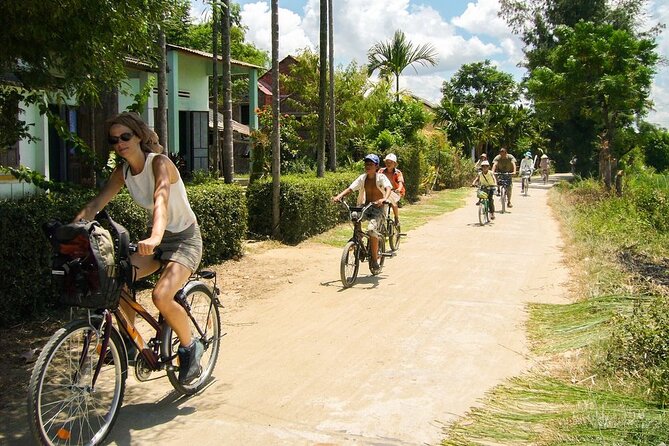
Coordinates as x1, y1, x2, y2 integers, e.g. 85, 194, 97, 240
163, 282, 221, 395
28, 318, 126, 446
388, 220, 401, 251
340, 240, 360, 288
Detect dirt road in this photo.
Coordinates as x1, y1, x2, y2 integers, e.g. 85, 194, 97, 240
4, 177, 570, 446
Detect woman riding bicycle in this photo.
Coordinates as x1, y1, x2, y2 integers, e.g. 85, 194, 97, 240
471, 160, 497, 219
74, 112, 204, 385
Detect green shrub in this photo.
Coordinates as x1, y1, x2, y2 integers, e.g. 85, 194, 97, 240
0, 183, 247, 327
247, 173, 357, 244
606, 296, 669, 405
188, 183, 247, 265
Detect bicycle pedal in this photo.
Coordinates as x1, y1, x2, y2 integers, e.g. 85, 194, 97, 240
381, 251, 395, 257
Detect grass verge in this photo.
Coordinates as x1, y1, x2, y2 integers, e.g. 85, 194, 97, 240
312, 188, 470, 247
441, 177, 669, 445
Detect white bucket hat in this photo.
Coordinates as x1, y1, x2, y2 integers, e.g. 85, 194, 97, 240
384, 153, 397, 163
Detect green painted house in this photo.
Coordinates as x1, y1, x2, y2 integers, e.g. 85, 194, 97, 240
0, 44, 261, 199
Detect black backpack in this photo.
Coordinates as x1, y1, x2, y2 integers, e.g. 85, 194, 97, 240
44, 211, 132, 309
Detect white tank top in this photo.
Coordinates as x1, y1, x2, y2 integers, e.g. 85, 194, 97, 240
123, 153, 197, 233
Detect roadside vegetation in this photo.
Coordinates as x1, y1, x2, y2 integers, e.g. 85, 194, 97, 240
313, 187, 469, 247
442, 173, 669, 445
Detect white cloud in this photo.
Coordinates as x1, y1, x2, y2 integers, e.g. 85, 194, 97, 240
240, 2, 314, 58
190, 0, 667, 126
648, 71, 669, 129
451, 0, 511, 39
233, 0, 513, 102
646, 1, 669, 128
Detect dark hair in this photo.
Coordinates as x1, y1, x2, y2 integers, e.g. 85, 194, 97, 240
105, 112, 164, 154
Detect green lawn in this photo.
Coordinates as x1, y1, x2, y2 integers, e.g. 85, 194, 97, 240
312, 188, 470, 247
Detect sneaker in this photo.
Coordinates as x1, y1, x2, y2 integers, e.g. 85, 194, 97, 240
508, 202, 513, 208
370, 259, 380, 272
490, 213, 495, 220
178, 339, 204, 384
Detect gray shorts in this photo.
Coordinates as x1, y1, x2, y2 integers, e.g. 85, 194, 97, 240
157, 223, 203, 273
363, 206, 385, 238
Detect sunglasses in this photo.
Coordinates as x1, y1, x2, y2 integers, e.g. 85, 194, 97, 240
108, 132, 134, 145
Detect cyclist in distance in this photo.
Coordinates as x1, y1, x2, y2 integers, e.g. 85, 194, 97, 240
519, 151, 534, 192
491, 147, 517, 208
378, 153, 405, 225
471, 160, 497, 219
332, 154, 392, 272
539, 153, 550, 180
74, 112, 205, 384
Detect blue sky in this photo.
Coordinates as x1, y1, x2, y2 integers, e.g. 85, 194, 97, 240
190, 0, 668, 128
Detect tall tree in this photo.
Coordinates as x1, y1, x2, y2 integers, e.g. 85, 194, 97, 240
271, 0, 281, 238
527, 22, 658, 187
317, 0, 328, 177
221, 0, 234, 182
0, 0, 174, 146
440, 60, 518, 156
327, 0, 336, 171
211, 1, 220, 173
157, 28, 169, 151
499, 0, 660, 177
367, 30, 438, 101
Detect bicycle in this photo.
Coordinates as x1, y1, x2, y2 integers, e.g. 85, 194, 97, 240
28, 230, 222, 446
339, 201, 391, 288
495, 172, 512, 213
475, 186, 495, 225
384, 203, 402, 252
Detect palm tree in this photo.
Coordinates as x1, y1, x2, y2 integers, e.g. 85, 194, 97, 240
221, 0, 234, 183
367, 30, 438, 101
317, 0, 327, 177
271, 0, 280, 238
211, 1, 220, 173
327, 0, 336, 171
436, 99, 479, 156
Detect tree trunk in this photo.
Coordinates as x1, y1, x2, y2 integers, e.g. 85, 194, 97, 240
327, 0, 336, 171
271, 0, 281, 239
221, 0, 234, 183
211, 2, 220, 173
157, 29, 168, 151
599, 140, 612, 190
615, 170, 623, 196
317, 0, 327, 177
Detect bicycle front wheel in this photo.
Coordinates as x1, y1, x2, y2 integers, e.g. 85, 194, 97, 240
369, 237, 386, 275
163, 282, 221, 395
340, 240, 360, 288
27, 319, 126, 446
500, 187, 507, 213
478, 203, 485, 225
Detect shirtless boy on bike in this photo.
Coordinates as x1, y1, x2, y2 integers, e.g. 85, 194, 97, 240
332, 154, 392, 272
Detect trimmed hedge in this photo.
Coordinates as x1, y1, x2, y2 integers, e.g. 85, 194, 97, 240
0, 183, 246, 327
247, 173, 357, 244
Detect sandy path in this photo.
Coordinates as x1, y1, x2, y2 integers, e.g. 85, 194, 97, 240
4, 177, 570, 446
